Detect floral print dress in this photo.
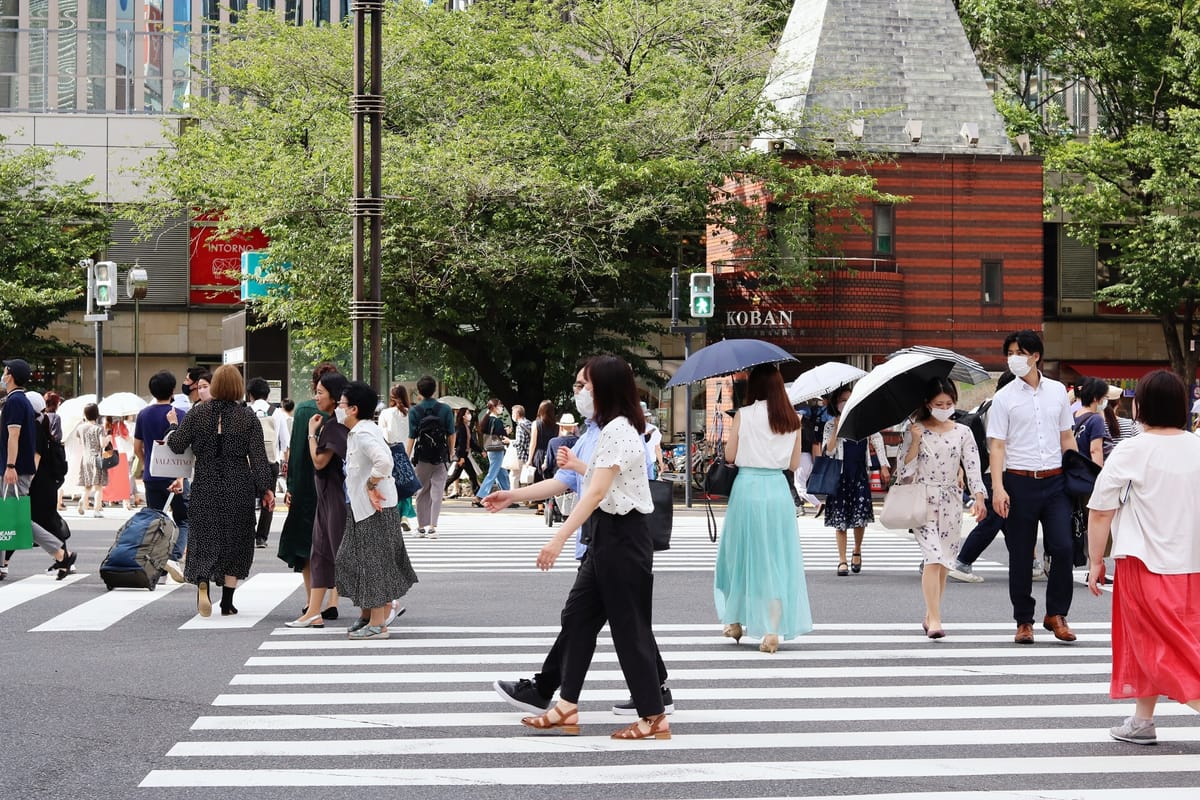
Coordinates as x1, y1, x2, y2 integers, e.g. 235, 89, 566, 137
895, 423, 986, 568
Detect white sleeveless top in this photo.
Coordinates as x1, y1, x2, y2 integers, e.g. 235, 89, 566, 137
735, 401, 797, 469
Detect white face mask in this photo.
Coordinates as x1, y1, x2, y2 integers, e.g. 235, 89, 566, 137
929, 406, 956, 423
574, 386, 594, 419
1098, 399, 1108, 411
1007, 354, 1033, 378
334, 407, 349, 425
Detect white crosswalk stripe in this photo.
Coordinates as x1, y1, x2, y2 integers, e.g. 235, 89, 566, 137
140, 623, 1200, 795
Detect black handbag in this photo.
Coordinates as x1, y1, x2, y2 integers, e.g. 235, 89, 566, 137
808, 455, 842, 497
704, 456, 738, 498
1062, 448, 1101, 500
101, 445, 119, 470
647, 479, 674, 551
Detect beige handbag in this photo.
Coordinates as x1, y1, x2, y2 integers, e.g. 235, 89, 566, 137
879, 479, 928, 530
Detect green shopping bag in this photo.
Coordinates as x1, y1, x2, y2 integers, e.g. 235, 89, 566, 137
0, 485, 34, 550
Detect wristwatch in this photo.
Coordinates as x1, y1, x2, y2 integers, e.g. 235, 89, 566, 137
5, 464, 14, 469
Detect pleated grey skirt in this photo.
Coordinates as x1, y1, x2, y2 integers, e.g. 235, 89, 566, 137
334, 505, 418, 609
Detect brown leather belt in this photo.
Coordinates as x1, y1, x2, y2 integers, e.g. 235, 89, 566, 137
1005, 468, 1063, 479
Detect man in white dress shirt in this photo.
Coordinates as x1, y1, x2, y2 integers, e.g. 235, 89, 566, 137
986, 330, 1080, 644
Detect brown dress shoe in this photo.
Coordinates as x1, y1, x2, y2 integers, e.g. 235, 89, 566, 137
1014, 622, 1035, 644
1043, 614, 1077, 642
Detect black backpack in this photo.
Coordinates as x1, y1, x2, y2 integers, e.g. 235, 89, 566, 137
413, 408, 450, 464
37, 416, 69, 488
951, 400, 991, 473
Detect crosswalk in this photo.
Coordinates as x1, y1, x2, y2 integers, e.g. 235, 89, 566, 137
0, 511, 1011, 633
139, 621, 1200, 796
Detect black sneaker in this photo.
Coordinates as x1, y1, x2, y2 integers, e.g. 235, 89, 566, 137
612, 686, 674, 716
255, 539, 268, 549
493, 678, 552, 714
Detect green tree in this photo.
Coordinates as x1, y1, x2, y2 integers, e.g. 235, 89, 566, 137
0, 138, 110, 361
137, 0, 892, 406
960, 0, 1200, 384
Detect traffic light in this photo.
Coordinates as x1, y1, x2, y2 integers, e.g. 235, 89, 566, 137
92, 261, 118, 307
689, 272, 714, 318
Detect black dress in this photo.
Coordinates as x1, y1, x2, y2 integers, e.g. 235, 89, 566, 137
168, 400, 274, 583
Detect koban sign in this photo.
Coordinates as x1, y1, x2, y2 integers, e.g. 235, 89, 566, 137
725, 309, 794, 327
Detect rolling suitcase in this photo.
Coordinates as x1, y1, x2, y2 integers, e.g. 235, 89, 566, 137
99, 498, 178, 591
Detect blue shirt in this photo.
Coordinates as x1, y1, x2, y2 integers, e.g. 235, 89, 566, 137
0, 390, 37, 475
135, 402, 187, 486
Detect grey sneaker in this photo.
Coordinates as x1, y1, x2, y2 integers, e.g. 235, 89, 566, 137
416, 528, 427, 538
348, 624, 389, 640
1110, 716, 1157, 745
612, 686, 675, 716
1032, 559, 1047, 581
949, 561, 984, 583
426, 527, 438, 539
164, 560, 185, 583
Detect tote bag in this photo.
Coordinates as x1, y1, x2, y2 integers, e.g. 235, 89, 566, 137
149, 436, 195, 480
879, 480, 928, 530
0, 484, 34, 550
501, 443, 520, 471
519, 464, 536, 485
808, 455, 842, 497
648, 479, 674, 551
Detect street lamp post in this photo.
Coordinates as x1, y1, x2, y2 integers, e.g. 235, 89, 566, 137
350, 0, 385, 390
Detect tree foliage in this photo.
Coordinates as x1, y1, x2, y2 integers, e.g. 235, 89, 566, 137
960, 0, 1200, 384
0, 138, 111, 360
137, 0, 892, 406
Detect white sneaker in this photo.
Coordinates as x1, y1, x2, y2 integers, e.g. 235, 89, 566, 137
164, 560, 185, 583
1110, 716, 1157, 745
1032, 559, 1047, 581
416, 528, 426, 538
949, 561, 984, 583
426, 527, 437, 539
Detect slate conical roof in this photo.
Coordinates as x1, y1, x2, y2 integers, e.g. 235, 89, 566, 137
755, 0, 1013, 155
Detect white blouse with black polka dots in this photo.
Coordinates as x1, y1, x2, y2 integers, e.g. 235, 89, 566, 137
584, 416, 654, 515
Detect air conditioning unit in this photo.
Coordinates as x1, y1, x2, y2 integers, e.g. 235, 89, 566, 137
1058, 299, 1096, 317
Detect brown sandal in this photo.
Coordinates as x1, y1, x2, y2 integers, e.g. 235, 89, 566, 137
610, 713, 671, 740
521, 703, 580, 735
723, 623, 743, 644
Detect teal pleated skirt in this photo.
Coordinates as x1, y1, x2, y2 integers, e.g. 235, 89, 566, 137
714, 467, 814, 640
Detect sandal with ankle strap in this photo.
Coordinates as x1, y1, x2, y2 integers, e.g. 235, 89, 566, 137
837, 562, 849, 577
521, 704, 580, 735
851, 552, 862, 574
611, 713, 671, 740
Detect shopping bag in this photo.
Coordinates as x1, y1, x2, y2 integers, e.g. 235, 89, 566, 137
808, 455, 842, 497
149, 436, 195, 479
0, 485, 34, 550
501, 443, 520, 471
520, 464, 536, 485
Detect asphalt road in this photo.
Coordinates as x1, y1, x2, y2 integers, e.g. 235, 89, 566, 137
2, 500, 1197, 800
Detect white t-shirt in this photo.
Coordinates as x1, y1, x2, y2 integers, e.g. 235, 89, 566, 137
735, 400, 797, 469
377, 406, 409, 445
585, 416, 654, 515
986, 374, 1073, 471
1088, 431, 1200, 574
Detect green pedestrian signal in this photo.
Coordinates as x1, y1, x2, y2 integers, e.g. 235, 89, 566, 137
689, 272, 714, 318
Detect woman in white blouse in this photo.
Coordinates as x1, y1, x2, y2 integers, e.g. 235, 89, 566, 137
714, 363, 812, 654
1087, 369, 1200, 745
521, 355, 669, 741
334, 381, 418, 641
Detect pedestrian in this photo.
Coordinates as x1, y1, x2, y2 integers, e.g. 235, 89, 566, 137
406, 375, 455, 538
335, 381, 418, 640
509, 404, 531, 489
1086, 369, 1200, 745
822, 385, 889, 576
444, 407, 482, 498
247, 377, 286, 549
714, 363, 811, 654
286, 372, 351, 629
165, 364, 275, 618
895, 377, 988, 638
475, 398, 511, 504
133, 370, 189, 576
43, 391, 65, 510
486, 365, 673, 719
378, 384, 416, 531
526, 400, 556, 513
76, 402, 108, 516
1, 359, 76, 581
986, 329, 1080, 644
278, 363, 342, 619
103, 415, 135, 510
25, 391, 72, 575
794, 397, 827, 513
513, 355, 670, 740
1073, 377, 1113, 466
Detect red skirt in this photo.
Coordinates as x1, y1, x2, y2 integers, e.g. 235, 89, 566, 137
1111, 556, 1200, 702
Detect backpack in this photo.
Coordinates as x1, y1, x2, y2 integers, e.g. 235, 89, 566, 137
255, 408, 279, 462
951, 400, 991, 473
413, 408, 450, 464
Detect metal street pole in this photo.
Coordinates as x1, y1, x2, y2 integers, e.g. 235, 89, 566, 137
350, 0, 385, 388
94, 320, 103, 399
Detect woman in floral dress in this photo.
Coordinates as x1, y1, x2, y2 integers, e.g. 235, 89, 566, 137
895, 376, 988, 638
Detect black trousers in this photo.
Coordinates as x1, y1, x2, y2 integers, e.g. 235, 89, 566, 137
1001, 471, 1074, 623
958, 483, 1004, 565
557, 509, 665, 717
255, 462, 280, 543
445, 456, 481, 495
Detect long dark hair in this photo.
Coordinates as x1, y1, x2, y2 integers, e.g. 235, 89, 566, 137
389, 384, 410, 414
587, 355, 645, 433
913, 376, 958, 422
479, 398, 501, 434
744, 363, 800, 434
536, 399, 556, 428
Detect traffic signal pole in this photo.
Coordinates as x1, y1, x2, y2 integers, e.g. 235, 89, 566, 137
670, 254, 706, 508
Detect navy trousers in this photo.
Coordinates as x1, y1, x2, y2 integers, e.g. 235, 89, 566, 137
1000, 472, 1074, 624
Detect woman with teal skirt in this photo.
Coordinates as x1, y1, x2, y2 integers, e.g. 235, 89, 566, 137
714, 363, 813, 653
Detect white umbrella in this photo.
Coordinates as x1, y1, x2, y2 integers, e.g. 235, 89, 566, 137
57, 393, 97, 497
439, 395, 476, 410
98, 391, 147, 417
57, 393, 97, 436
786, 362, 867, 405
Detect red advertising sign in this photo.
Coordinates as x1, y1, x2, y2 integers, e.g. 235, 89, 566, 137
188, 223, 269, 306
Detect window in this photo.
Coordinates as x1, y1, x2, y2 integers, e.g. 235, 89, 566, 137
873, 204, 894, 257
982, 259, 1003, 305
